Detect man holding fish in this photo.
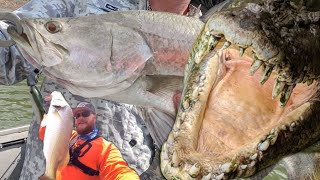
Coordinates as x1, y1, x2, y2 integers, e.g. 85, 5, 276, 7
39, 93, 139, 180
0, 0, 196, 179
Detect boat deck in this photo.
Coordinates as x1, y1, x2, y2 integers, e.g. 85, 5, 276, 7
0, 125, 28, 180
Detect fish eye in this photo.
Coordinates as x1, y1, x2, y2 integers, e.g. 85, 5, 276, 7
45, 21, 62, 33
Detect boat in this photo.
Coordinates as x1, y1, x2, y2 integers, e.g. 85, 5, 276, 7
0, 125, 28, 180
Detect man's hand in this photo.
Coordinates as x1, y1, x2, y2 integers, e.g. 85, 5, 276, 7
149, 0, 191, 15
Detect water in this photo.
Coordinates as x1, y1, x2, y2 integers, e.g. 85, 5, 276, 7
0, 80, 32, 130
0, 77, 43, 130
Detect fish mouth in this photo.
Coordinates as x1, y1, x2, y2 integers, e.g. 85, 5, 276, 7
161, 1, 320, 179
7, 24, 45, 70
7, 20, 67, 68
7, 26, 33, 53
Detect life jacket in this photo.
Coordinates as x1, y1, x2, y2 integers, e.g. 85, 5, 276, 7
69, 135, 100, 176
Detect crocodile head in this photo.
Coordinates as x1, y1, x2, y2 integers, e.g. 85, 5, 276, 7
161, 0, 320, 179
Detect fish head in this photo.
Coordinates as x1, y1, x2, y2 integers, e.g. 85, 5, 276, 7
7, 14, 152, 97
41, 91, 73, 128
49, 91, 69, 111
7, 18, 69, 68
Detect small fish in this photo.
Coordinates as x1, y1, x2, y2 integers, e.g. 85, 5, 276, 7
39, 91, 73, 180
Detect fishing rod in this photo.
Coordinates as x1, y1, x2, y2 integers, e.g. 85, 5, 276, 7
0, 138, 27, 149
0, 12, 45, 118
27, 69, 45, 120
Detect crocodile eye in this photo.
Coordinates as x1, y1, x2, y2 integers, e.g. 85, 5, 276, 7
45, 21, 62, 33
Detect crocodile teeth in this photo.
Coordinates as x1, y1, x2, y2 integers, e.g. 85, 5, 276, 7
280, 84, 295, 106
194, 32, 218, 64
281, 124, 287, 130
162, 148, 169, 160
272, 79, 286, 99
258, 139, 270, 151
209, 35, 219, 48
249, 153, 258, 160
268, 133, 278, 145
222, 41, 231, 50
182, 100, 190, 110
171, 151, 180, 167
189, 163, 201, 178
307, 78, 314, 85
221, 162, 233, 173
249, 59, 263, 75
180, 112, 186, 120
240, 165, 247, 169
215, 173, 224, 180
239, 47, 246, 57
173, 122, 180, 132
200, 75, 206, 81
270, 127, 279, 134
248, 161, 256, 168
192, 87, 200, 100
260, 65, 273, 85
290, 122, 296, 132
267, 51, 284, 65
201, 173, 212, 180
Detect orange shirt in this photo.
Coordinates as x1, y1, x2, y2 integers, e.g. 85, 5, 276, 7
39, 126, 140, 180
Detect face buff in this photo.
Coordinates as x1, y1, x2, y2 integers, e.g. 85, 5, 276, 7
79, 127, 99, 140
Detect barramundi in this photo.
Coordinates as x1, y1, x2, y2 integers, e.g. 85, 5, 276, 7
40, 91, 73, 180
7, 10, 204, 116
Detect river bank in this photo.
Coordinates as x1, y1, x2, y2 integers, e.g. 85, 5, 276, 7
0, 0, 28, 11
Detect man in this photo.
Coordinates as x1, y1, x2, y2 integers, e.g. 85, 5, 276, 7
39, 101, 139, 179
0, 0, 201, 179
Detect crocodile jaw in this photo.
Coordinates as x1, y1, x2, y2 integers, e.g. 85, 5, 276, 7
163, 48, 320, 178
161, 0, 320, 179
161, 46, 318, 179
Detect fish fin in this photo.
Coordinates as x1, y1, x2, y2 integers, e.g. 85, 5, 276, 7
147, 76, 183, 101
103, 76, 182, 115
142, 108, 175, 147
147, 75, 183, 112
39, 174, 54, 180
52, 152, 69, 180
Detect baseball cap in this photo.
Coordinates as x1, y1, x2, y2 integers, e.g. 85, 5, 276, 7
73, 102, 96, 115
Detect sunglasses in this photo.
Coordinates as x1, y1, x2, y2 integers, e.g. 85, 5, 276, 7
74, 111, 91, 119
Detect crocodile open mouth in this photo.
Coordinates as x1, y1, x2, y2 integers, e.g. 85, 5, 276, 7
161, 39, 320, 179
161, 1, 320, 179
161, 46, 319, 179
